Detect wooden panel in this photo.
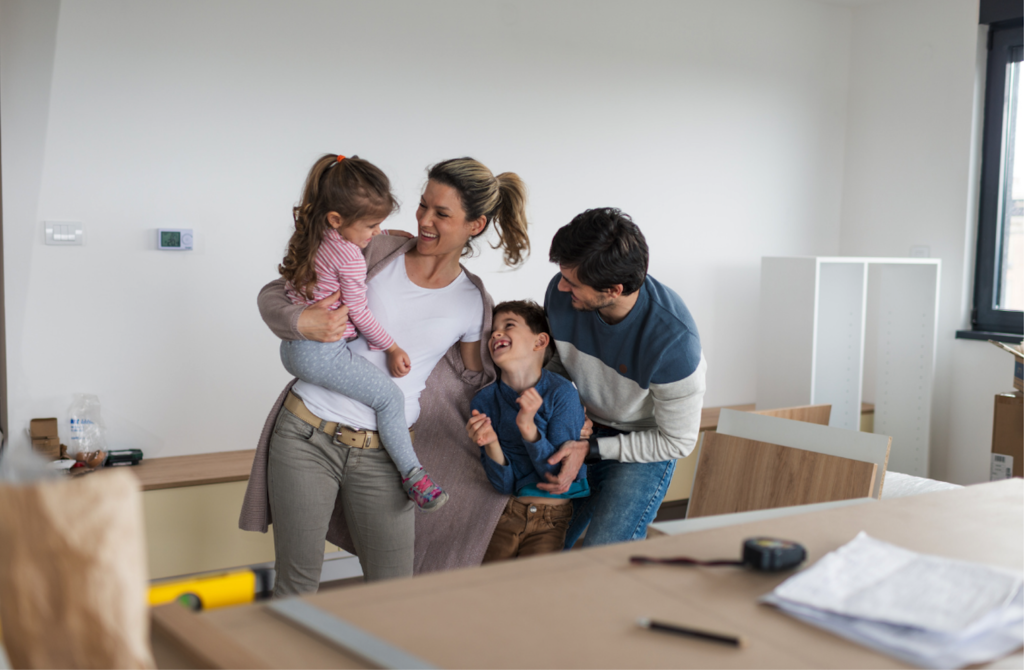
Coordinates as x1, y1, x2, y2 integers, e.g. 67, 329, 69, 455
662, 403, 872, 504
754, 403, 831, 425
716, 408, 890, 499
687, 432, 877, 518
698, 403, 870, 433
130, 450, 255, 491
699, 403, 755, 431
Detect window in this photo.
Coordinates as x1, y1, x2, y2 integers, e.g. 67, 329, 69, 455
967, 10, 1024, 340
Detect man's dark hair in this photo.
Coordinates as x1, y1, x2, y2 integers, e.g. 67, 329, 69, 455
548, 208, 649, 295
493, 299, 552, 364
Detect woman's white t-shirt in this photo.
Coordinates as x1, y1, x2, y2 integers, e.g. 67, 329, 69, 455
293, 255, 484, 430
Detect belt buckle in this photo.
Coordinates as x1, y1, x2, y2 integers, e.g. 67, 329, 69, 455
362, 432, 373, 449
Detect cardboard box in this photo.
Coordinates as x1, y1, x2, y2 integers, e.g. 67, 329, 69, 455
990, 392, 1023, 481
29, 418, 62, 461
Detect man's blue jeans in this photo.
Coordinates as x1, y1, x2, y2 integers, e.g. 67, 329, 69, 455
562, 426, 677, 549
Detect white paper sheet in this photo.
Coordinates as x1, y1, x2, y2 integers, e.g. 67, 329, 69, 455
772, 533, 1021, 633
764, 532, 1024, 668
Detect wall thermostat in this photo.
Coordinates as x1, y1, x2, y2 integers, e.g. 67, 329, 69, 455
158, 228, 193, 250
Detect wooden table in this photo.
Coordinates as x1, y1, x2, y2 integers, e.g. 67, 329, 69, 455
152, 479, 1022, 669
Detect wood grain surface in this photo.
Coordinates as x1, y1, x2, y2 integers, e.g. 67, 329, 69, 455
153, 480, 1022, 669
687, 432, 877, 518
128, 450, 255, 491
754, 403, 831, 425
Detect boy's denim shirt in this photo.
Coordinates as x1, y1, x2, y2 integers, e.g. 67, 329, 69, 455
471, 368, 589, 498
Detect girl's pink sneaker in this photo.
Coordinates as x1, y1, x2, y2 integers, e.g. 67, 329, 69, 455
401, 467, 449, 512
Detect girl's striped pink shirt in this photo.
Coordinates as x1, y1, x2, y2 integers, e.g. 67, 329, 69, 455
284, 229, 395, 351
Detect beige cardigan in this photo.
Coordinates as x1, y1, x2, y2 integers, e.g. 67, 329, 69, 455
238, 235, 509, 574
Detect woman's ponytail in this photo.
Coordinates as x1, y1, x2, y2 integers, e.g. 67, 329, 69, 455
492, 172, 529, 267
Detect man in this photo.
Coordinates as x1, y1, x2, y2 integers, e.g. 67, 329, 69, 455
538, 207, 706, 547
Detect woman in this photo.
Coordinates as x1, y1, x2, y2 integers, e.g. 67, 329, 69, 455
239, 157, 530, 597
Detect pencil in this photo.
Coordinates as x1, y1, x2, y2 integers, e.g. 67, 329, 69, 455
636, 617, 746, 648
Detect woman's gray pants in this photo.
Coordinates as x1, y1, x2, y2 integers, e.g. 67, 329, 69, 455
267, 407, 414, 598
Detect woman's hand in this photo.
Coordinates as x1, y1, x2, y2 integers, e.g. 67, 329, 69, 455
386, 343, 411, 377
296, 291, 350, 342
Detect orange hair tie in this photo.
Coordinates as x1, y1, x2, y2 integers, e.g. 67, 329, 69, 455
337, 155, 346, 162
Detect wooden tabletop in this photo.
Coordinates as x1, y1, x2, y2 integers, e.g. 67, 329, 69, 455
152, 479, 1023, 669
129, 450, 255, 491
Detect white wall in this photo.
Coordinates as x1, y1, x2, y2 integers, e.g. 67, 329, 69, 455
837, 0, 1017, 484
1, 0, 853, 457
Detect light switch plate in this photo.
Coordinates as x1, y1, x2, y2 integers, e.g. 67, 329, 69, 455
44, 221, 84, 246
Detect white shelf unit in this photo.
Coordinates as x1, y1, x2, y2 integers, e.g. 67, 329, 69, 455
756, 257, 940, 477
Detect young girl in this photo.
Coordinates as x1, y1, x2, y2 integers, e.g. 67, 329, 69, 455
278, 153, 447, 511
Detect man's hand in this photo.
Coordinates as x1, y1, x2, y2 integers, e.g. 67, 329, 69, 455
536, 439, 587, 494
296, 291, 350, 342
386, 343, 411, 378
515, 388, 542, 443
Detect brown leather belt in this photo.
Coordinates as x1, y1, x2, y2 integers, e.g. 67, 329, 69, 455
284, 391, 414, 450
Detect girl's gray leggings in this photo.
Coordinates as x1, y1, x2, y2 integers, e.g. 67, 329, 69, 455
280, 339, 419, 476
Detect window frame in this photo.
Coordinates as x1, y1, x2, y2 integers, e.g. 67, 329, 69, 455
969, 19, 1024, 338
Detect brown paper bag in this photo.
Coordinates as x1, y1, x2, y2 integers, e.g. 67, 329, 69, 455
0, 469, 154, 668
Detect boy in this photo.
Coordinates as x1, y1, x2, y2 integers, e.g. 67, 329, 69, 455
466, 300, 589, 562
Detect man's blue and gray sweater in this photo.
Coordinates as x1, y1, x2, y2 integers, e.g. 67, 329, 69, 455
544, 273, 706, 463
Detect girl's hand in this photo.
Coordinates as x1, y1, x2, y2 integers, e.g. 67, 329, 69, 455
386, 344, 411, 378
297, 291, 350, 342
466, 410, 499, 447
385, 229, 415, 239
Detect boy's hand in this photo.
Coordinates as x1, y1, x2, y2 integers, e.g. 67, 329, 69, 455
467, 410, 505, 465
386, 343, 411, 378
516, 388, 542, 443
580, 416, 593, 440
466, 410, 499, 447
